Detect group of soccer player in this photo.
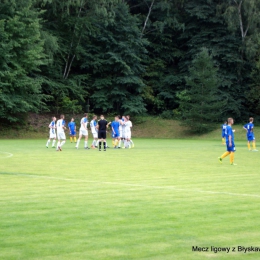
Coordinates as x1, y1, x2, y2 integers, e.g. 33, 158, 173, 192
218, 117, 258, 166
46, 114, 134, 152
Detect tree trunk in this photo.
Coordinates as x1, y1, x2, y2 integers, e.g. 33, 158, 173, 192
140, 0, 155, 38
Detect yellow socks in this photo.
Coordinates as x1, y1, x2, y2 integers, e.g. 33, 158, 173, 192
74, 137, 77, 142
70, 137, 73, 142
221, 151, 230, 159
222, 138, 225, 144
253, 142, 256, 149
112, 140, 115, 147
248, 143, 251, 150
230, 152, 234, 164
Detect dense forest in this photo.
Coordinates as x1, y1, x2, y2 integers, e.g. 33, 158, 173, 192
1, 0, 260, 125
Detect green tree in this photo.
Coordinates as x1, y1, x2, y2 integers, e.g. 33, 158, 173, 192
179, 48, 225, 133
0, 0, 47, 122
82, 2, 147, 115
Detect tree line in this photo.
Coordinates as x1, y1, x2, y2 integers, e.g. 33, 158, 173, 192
0, 0, 260, 131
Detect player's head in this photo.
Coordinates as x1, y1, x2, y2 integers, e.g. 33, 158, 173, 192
93, 115, 97, 120
115, 116, 119, 121
249, 117, 254, 123
122, 115, 126, 120
71, 118, 74, 122
84, 113, 88, 118
60, 114, 65, 119
228, 118, 234, 125
127, 115, 130, 119
100, 115, 104, 120
52, 116, 56, 121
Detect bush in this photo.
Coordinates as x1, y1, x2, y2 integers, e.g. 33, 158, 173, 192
160, 110, 173, 119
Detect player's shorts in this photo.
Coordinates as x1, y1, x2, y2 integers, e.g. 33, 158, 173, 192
125, 131, 131, 139
112, 131, 120, 138
247, 134, 255, 142
222, 132, 225, 138
226, 141, 236, 152
79, 129, 88, 136
49, 132, 56, 139
57, 132, 66, 140
70, 130, 76, 136
92, 132, 98, 138
98, 131, 106, 139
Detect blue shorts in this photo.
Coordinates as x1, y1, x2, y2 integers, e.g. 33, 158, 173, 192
226, 141, 236, 152
112, 132, 120, 138
247, 134, 255, 142
222, 132, 225, 138
70, 130, 76, 136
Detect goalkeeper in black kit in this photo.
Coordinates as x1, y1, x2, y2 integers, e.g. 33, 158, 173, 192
97, 115, 108, 151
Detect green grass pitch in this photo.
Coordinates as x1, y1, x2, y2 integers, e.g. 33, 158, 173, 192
0, 139, 260, 260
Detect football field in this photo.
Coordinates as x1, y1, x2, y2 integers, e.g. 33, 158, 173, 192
0, 139, 260, 260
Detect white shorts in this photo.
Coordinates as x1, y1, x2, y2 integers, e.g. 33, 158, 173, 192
57, 132, 66, 140
92, 132, 98, 138
125, 132, 131, 139
80, 129, 88, 136
49, 132, 56, 139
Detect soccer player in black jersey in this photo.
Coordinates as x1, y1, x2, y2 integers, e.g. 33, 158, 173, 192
97, 115, 108, 151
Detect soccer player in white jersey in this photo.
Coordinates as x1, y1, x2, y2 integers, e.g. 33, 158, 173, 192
76, 113, 89, 149
90, 115, 98, 148
126, 115, 134, 148
46, 116, 56, 148
56, 114, 66, 151
124, 116, 132, 148
118, 115, 126, 148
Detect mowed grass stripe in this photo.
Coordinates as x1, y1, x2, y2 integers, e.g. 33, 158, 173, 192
0, 139, 260, 260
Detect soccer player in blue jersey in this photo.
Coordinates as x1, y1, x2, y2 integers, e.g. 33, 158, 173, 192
46, 117, 56, 148
243, 117, 258, 151
68, 118, 76, 143
221, 120, 227, 144
111, 116, 120, 148
218, 118, 236, 165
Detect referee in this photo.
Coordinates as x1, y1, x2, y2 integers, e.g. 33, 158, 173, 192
97, 115, 108, 151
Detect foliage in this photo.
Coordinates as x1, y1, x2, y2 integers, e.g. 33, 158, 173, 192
0, 0, 260, 124
0, 0, 47, 121
179, 48, 226, 133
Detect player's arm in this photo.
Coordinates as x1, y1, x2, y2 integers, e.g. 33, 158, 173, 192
243, 125, 248, 131
228, 134, 232, 147
82, 122, 87, 130
107, 122, 111, 127
112, 126, 115, 134
62, 122, 66, 130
